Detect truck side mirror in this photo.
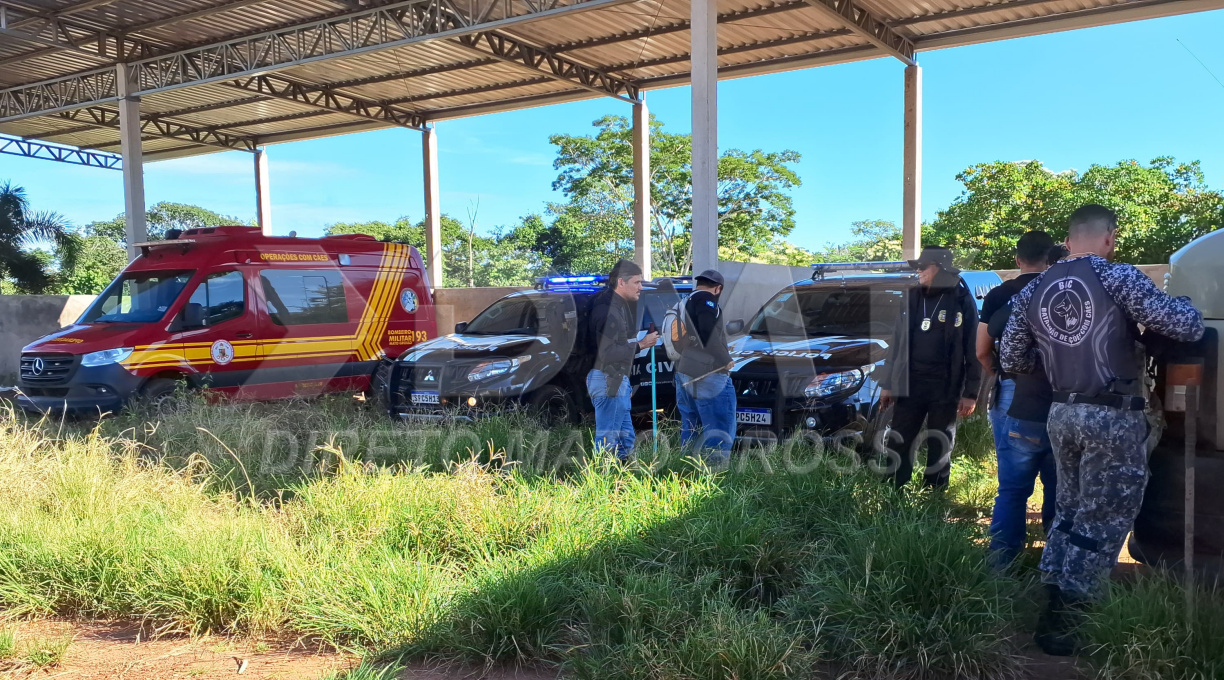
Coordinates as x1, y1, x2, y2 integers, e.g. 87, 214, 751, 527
183, 302, 207, 329
454, 321, 468, 334
726, 319, 745, 335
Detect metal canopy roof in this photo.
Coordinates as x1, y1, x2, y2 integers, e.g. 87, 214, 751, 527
1, 0, 1221, 162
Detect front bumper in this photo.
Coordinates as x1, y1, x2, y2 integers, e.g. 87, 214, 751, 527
17, 362, 143, 415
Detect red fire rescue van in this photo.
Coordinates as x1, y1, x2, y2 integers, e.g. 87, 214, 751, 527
17, 226, 435, 414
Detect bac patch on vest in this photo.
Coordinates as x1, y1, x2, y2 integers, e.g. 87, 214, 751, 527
938, 310, 947, 323
955, 311, 963, 327
1038, 276, 1095, 346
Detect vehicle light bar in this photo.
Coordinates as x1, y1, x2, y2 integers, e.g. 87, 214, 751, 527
536, 274, 608, 289
132, 239, 197, 257
810, 261, 915, 278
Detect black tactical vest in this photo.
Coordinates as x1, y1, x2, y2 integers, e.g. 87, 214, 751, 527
1025, 257, 1138, 396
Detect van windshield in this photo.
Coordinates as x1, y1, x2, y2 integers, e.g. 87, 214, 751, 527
747, 287, 905, 338
81, 270, 195, 324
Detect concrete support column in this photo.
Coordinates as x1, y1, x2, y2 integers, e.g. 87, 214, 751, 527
690, 0, 718, 275
632, 97, 652, 280
902, 63, 922, 261
255, 147, 272, 235
422, 125, 443, 290
116, 63, 146, 260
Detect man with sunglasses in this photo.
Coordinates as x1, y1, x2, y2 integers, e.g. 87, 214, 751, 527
878, 245, 982, 488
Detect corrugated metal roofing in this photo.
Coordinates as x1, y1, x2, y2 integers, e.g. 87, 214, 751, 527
1, 0, 1221, 161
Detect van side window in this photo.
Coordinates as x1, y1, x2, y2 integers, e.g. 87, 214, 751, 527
260, 269, 349, 326
186, 270, 246, 326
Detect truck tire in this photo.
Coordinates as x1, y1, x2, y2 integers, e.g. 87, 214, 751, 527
133, 377, 182, 415
527, 383, 578, 426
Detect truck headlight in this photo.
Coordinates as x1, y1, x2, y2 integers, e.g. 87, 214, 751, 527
804, 364, 873, 398
80, 347, 133, 367
467, 356, 529, 382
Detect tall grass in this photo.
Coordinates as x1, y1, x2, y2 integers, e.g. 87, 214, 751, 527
2, 399, 1221, 678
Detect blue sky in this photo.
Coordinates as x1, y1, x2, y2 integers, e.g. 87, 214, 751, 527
3, 10, 1223, 252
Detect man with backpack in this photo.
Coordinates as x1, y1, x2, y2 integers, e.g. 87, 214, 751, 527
667, 269, 736, 465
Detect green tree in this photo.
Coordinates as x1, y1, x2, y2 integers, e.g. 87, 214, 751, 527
542, 115, 801, 275
926, 158, 1224, 269
325, 215, 545, 287
90, 202, 246, 243
56, 232, 126, 294
0, 182, 76, 294
810, 220, 903, 263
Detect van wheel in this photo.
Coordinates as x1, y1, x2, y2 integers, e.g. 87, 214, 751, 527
527, 384, 578, 426
133, 378, 182, 415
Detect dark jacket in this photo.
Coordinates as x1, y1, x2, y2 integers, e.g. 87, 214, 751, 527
879, 271, 981, 401
676, 289, 733, 377
588, 288, 638, 383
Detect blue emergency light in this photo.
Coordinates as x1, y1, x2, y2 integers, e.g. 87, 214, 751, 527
536, 274, 609, 289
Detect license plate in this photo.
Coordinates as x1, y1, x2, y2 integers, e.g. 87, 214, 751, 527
736, 408, 772, 425
411, 391, 440, 405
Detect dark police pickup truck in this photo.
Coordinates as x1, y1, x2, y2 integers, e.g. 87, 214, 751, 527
727, 263, 1000, 445
379, 275, 692, 423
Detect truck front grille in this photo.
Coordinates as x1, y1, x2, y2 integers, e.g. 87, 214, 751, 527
19, 353, 77, 385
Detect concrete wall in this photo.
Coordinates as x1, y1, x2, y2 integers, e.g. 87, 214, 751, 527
0, 295, 94, 381
433, 286, 529, 336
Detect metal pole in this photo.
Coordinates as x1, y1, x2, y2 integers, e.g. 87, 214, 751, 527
690, 0, 718, 275
902, 63, 922, 261
651, 344, 658, 454
633, 97, 652, 280
117, 63, 146, 260
1185, 381, 1198, 616
423, 125, 443, 290
255, 147, 272, 235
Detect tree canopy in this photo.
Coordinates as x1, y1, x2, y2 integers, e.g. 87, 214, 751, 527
927, 158, 1224, 269
0, 182, 75, 294
541, 115, 802, 275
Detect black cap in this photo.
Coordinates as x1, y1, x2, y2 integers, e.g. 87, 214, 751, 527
907, 246, 960, 274
694, 269, 725, 287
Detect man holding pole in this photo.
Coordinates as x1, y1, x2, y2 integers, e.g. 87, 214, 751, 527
1001, 204, 1205, 656
671, 269, 736, 465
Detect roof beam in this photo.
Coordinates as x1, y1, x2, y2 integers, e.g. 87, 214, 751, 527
800, 0, 915, 64
55, 106, 258, 151
0, 133, 121, 168
606, 28, 852, 74
0, 0, 633, 124
0, 0, 161, 60
550, 0, 810, 53
454, 31, 640, 101
225, 74, 428, 129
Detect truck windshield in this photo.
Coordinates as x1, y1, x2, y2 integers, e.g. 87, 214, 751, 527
464, 297, 540, 335
747, 287, 904, 338
81, 270, 195, 324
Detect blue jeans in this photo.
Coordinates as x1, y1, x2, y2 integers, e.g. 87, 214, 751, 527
587, 369, 635, 460
989, 414, 1058, 567
988, 378, 1016, 455
675, 372, 736, 465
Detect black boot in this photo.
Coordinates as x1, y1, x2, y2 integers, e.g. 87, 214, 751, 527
1034, 585, 1085, 657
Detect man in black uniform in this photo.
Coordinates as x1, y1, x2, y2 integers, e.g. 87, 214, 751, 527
879, 245, 981, 488
1001, 204, 1204, 655
588, 259, 659, 460
674, 269, 736, 465
976, 231, 1059, 568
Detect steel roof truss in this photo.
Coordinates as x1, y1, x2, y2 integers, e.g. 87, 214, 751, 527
0, 1, 158, 59
56, 106, 257, 151
455, 31, 639, 101
800, 0, 915, 64
227, 74, 427, 129
0, 0, 631, 123
0, 133, 121, 168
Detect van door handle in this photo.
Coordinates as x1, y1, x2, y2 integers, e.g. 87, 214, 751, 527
235, 332, 254, 338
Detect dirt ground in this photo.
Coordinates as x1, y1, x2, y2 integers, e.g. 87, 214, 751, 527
0, 621, 557, 680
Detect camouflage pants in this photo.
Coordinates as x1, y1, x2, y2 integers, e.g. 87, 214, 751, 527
1040, 402, 1149, 597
